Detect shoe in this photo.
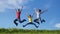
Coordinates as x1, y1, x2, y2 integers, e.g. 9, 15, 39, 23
34, 19, 38, 22
15, 23, 18, 26
36, 26, 38, 28
41, 19, 45, 23
23, 25, 25, 27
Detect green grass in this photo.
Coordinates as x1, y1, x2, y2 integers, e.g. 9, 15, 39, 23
0, 28, 60, 34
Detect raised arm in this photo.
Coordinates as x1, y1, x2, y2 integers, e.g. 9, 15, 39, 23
20, 6, 23, 11
26, 13, 29, 17
34, 8, 37, 13
32, 12, 34, 17
15, 8, 17, 12
41, 8, 48, 14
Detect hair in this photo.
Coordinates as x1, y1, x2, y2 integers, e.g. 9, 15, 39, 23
28, 15, 32, 18
18, 9, 20, 11
39, 9, 41, 12
29, 15, 31, 17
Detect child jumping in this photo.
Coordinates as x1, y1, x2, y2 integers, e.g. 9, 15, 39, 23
34, 8, 48, 24
14, 6, 26, 26
23, 13, 38, 28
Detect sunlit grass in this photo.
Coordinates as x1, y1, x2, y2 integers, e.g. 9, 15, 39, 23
0, 28, 60, 34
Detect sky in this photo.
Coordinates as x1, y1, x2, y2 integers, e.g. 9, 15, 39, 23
0, 0, 60, 30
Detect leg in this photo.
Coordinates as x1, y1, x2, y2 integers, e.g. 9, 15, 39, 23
34, 19, 38, 22
14, 19, 18, 26
40, 17, 42, 23
18, 18, 26, 23
31, 23, 38, 28
34, 19, 40, 24
21, 19, 26, 23
18, 18, 23, 23
40, 17, 45, 23
23, 23, 31, 27
18, 19, 22, 23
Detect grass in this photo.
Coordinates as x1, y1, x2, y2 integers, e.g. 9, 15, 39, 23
0, 28, 60, 34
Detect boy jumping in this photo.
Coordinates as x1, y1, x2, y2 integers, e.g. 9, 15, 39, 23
14, 6, 26, 26
23, 13, 38, 28
34, 8, 48, 24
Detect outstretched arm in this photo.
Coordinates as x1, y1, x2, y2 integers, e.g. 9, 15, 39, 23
41, 8, 48, 14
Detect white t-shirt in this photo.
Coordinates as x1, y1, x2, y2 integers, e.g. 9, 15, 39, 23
36, 11, 41, 19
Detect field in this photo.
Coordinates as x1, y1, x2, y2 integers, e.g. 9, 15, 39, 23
0, 28, 60, 34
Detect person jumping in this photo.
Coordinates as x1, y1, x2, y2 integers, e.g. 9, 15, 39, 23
23, 13, 38, 28
14, 6, 26, 26
34, 8, 48, 24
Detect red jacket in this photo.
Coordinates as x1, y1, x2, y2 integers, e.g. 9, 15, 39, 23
16, 11, 21, 19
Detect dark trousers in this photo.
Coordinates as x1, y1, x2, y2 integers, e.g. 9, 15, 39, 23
34, 19, 40, 24
34, 17, 45, 24
23, 22, 38, 28
14, 18, 26, 26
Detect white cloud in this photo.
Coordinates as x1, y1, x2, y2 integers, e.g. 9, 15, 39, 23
55, 23, 60, 28
0, 1, 7, 12
0, 0, 34, 12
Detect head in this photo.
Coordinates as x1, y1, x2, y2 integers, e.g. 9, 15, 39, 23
37, 9, 41, 13
18, 9, 20, 12
28, 15, 32, 18
38, 9, 41, 13
39, 9, 41, 12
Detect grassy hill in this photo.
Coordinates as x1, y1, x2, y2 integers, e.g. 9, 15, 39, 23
0, 28, 60, 34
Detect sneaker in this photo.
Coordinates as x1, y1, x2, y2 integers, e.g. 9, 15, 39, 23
23, 25, 25, 27
15, 23, 18, 26
34, 19, 38, 22
36, 26, 38, 28
41, 19, 45, 23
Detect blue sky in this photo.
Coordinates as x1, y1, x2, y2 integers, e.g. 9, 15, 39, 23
0, 0, 60, 30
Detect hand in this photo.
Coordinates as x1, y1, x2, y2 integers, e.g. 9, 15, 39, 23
41, 8, 48, 14
34, 8, 37, 12
20, 6, 23, 11
15, 8, 17, 11
26, 13, 28, 16
21, 6, 23, 9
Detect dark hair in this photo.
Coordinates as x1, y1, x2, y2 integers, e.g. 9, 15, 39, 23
39, 9, 41, 12
18, 9, 20, 11
29, 15, 31, 17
